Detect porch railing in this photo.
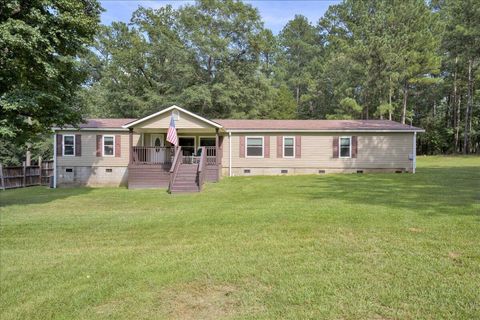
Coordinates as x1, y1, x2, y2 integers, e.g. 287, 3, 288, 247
132, 146, 173, 165
169, 146, 182, 191
198, 147, 207, 191
205, 146, 217, 165
131, 146, 217, 166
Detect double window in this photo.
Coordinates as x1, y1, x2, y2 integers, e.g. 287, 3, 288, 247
246, 137, 264, 157
63, 135, 75, 156
103, 135, 115, 156
339, 136, 352, 158
283, 137, 295, 158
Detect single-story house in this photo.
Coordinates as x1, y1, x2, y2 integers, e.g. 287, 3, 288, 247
52, 105, 424, 192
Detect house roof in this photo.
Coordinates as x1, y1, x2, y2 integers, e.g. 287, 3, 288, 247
214, 119, 424, 132
53, 106, 424, 133
78, 118, 136, 128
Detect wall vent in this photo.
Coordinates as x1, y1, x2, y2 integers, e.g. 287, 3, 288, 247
281, 169, 288, 174
356, 170, 364, 174
65, 168, 73, 173
106, 168, 113, 173
318, 170, 326, 174
395, 170, 403, 173
244, 169, 251, 174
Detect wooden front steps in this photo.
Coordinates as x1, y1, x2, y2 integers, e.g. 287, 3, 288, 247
169, 164, 200, 193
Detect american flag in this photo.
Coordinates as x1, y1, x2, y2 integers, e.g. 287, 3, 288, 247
166, 114, 178, 146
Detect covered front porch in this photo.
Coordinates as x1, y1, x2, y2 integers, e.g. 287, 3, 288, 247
123, 106, 224, 191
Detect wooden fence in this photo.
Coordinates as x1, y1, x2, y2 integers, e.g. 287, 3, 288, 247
0, 159, 54, 190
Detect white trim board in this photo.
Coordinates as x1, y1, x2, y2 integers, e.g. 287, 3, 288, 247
122, 105, 223, 129
227, 129, 425, 133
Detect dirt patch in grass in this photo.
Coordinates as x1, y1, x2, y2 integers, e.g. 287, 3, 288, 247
408, 227, 423, 233
160, 282, 240, 320
448, 252, 461, 260
94, 299, 126, 316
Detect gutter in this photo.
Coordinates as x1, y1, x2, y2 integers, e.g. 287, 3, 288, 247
228, 131, 232, 177
52, 132, 57, 188
225, 129, 425, 133
413, 132, 417, 174
52, 127, 129, 132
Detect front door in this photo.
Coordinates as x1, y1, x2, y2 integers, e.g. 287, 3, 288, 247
150, 134, 165, 163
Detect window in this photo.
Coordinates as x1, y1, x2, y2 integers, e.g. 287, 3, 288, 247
339, 136, 351, 158
246, 137, 263, 157
199, 137, 215, 147
283, 137, 295, 158
63, 135, 75, 156
103, 135, 115, 156
179, 137, 195, 156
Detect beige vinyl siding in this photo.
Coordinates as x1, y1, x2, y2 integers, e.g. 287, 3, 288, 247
222, 132, 413, 171
136, 110, 214, 130
56, 131, 140, 167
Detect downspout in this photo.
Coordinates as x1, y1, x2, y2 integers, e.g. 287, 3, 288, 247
413, 132, 417, 174
53, 132, 57, 188
228, 131, 232, 177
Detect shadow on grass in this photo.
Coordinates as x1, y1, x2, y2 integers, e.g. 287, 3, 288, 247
300, 166, 480, 217
0, 186, 93, 207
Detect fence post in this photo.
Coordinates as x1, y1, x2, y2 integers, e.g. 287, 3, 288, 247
38, 156, 42, 186
0, 163, 4, 191
22, 161, 26, 187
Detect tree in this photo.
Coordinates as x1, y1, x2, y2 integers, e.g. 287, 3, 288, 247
0, 0, 102, 145
318, 0, 441, 122
82, 0, 276, 120
277, 15, 320, 117
327, 97, 363, 120
442, 0, 480, 153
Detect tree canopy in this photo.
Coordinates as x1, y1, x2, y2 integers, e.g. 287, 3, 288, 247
0, 0, 102, 145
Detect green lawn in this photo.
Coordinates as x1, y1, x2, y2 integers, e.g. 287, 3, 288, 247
1, 156, 479, 319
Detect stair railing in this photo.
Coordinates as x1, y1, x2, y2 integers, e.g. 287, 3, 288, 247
197, 147, 207, 191
168, 146, 182, 192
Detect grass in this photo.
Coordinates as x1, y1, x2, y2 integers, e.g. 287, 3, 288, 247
1, 156, 479, 319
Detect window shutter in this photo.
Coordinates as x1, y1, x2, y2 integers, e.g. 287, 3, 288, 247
277, 136, 282, 158
264, 136, 270, 158
295, 136, 301, 158
115, 135, 121, 157
56, 134, 62, 157
352, 136, 358, 158
96, 135, 102, 157
239, 136, 245, 158
332, 136, 339, 158
75, 134, 81, 156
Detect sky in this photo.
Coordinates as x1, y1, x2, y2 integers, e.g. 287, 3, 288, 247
99, 0, 341, 34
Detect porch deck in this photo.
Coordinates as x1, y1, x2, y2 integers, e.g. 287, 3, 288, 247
127, 146, 220, 189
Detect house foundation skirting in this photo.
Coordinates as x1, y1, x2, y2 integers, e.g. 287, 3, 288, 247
57, 166, 128, 187
223, 167, 411, 176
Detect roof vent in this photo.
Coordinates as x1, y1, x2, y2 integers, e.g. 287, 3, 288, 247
172, 110, 180, 121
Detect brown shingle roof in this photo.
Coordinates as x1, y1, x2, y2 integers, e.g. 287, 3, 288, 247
78, 119, 136, 128
213, 119, 423, 131
65, 117, 423, 132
